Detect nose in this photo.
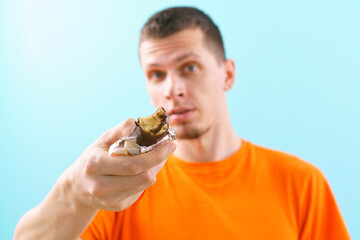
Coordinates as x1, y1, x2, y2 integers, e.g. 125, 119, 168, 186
164, 73, 186, 100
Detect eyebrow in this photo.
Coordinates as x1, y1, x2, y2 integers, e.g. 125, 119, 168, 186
147, 52, 200, 67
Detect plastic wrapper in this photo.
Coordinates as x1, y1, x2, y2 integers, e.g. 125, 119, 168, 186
109, 128, 177, 156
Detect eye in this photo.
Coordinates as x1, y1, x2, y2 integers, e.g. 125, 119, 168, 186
148, 71, 166, 82
183, 63, 199, 74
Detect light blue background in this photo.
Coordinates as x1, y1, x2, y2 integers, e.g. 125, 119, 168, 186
1, 0, 359, 239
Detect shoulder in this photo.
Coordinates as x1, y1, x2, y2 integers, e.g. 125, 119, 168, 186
245, 140, 324, 181
81, 210, 119, 239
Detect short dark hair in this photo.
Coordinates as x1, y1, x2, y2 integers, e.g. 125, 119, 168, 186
140, 7, 226, 62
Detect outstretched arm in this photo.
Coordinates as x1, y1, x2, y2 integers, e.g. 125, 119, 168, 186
14, 119, 176, 240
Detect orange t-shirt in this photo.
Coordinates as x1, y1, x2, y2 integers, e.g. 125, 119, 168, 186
81, 139, 350, 240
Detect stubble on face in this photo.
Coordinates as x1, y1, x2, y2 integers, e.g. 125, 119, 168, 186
140, 29, 222, 141
174, 121, 211, 139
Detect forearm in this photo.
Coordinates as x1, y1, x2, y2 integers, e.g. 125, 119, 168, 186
14, 169, 98, 240
14, 118, 174, 239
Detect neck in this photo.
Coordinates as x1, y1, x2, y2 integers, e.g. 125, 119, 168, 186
173, 114, 241, 163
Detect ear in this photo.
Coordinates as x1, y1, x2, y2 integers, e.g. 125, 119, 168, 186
223, 58, 235, 91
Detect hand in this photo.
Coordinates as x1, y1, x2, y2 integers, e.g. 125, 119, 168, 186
66, 118, 176, 212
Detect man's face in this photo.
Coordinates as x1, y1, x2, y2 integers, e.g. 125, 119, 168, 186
139, 28, 230, 139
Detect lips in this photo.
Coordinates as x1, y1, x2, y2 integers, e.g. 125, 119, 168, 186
168, 107, 195, 124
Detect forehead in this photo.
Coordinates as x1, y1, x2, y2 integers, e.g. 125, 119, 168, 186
139, 28, 208, 67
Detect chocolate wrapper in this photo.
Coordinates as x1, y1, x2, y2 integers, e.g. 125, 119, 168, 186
109, 128, 177, 156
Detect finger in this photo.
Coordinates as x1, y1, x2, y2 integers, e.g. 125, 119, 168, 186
105, 141, 175, 175
96, 118, 136, 149
149, 158, 167, 175
86, 142, 176, 176
86, 163, 164, 197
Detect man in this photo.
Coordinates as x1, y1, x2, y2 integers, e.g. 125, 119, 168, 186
15, 7, 350, 240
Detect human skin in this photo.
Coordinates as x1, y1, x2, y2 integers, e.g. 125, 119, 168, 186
14, 119, 176, 240
14, 27, 240, 240
140, 28, 241, 163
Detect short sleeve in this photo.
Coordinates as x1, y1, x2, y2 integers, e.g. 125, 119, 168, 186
299, 169, 351, 240
81, 210, 117, 240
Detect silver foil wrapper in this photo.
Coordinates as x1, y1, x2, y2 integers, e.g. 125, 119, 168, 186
109, 128, 177, 156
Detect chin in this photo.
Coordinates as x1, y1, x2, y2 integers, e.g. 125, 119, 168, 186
173, 123, 210, 140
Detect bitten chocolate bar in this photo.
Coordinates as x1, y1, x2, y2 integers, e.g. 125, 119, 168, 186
109, 107, 177, 156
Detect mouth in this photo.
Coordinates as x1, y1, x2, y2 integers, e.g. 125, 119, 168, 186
168, 107, 195, 124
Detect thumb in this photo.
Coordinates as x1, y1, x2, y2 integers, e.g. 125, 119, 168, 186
96, 118, 136, 149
